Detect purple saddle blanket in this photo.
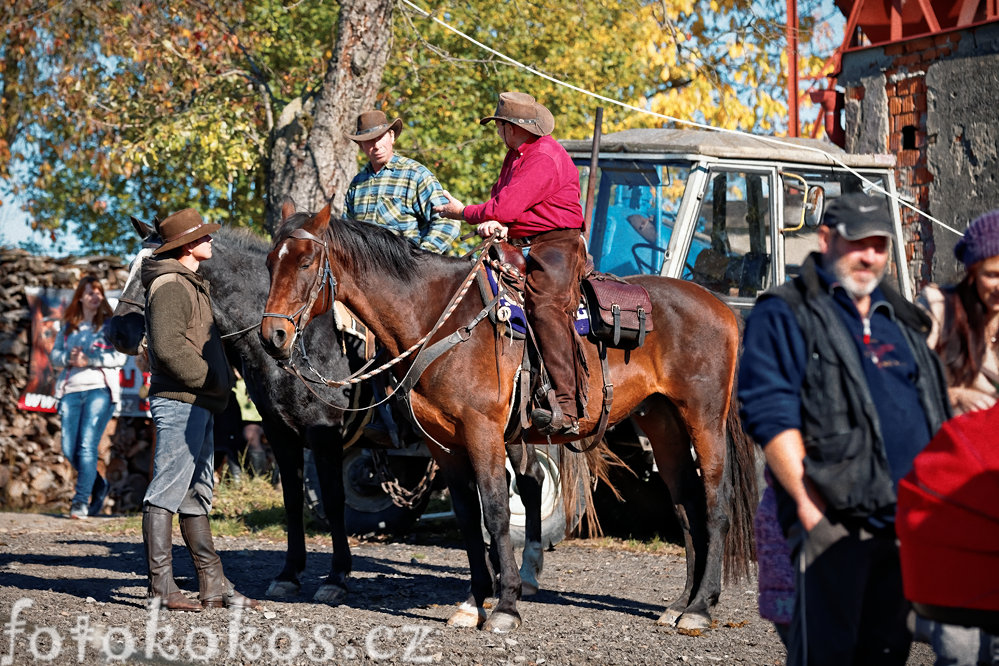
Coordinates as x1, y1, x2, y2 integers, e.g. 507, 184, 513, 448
485, 267, 589, 336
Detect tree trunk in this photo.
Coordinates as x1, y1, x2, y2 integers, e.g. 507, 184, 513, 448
265, 0, 394, 233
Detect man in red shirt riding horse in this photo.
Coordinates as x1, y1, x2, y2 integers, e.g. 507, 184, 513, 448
436, 91, 588, 436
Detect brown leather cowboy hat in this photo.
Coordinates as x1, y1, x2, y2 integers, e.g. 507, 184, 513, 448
479, 92, 555, 137
345, 110, 403, 142
153, 208, 221, 255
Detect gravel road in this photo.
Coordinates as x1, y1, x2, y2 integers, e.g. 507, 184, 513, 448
0, 512, 935, 665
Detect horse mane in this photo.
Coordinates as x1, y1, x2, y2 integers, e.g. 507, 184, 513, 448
219, 224, 268, 248
203, 226, 269, 292
274, 212, 469, 282
214, 225, 269, 259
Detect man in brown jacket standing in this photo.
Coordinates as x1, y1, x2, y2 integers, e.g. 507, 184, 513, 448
139, 208, 258, 611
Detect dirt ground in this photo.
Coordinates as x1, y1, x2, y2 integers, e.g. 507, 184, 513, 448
0, 511, 936, 665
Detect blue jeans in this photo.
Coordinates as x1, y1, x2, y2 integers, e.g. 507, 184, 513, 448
58, 388, 113, 507
144, 396, 215, 515
913, 617, 999, 666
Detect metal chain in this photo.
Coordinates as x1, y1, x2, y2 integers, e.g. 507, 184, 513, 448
370, 450, 439, 509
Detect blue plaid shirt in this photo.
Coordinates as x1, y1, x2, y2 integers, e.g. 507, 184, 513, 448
345, 154, 457, 254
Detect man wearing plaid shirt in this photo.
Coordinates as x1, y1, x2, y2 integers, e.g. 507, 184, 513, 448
345, 110, 459, 254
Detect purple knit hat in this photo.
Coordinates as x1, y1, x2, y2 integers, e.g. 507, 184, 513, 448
955, 209, 999, 268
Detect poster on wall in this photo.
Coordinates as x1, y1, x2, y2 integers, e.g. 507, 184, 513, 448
18, 286, 151, 417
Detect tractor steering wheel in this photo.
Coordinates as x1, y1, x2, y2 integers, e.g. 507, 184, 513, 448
631, 243, 667, 275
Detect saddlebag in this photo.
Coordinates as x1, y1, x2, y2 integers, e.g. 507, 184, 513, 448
581, 274, 653, 348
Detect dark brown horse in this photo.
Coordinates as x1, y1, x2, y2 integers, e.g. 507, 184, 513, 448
260, 200, 757, 633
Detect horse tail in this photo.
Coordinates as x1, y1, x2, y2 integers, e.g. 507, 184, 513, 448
723, 375, 760, 582
559, 440, 627, 539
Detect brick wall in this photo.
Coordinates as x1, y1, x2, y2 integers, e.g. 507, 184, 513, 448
876, 33, 960, 287
840, 23, 999, 288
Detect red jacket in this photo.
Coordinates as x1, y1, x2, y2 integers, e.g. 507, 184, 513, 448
463, 135, 583, 238
897, 404, 999, 613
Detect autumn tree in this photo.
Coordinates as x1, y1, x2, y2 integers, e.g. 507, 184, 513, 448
1, 0, 389, 249
1, 0, 835, 254
383, 0, 835, 204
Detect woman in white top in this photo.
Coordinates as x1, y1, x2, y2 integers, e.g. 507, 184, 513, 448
51, 276, 126, 519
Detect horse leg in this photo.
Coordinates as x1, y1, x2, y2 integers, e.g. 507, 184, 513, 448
677, 422, 731, 630
434, 448, 493, 629
506, 440, 544, 596
469, 433, 522, 633
266, 426, 306, 597
309, 429, 351, 604
635, 399, 724, 631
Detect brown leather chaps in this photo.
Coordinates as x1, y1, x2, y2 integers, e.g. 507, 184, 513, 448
523, 228, 589, 420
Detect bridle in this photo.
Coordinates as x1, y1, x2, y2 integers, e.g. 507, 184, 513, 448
264, 228, 499, 390
261, 227, 337, 349
261, 229, 501, 453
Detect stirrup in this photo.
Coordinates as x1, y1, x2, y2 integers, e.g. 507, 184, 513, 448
530, 407, 579, 436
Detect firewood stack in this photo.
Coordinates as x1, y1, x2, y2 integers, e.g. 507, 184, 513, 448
0, 247, 155, 514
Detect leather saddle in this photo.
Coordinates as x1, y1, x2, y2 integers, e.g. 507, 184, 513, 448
485, 241, 653, 350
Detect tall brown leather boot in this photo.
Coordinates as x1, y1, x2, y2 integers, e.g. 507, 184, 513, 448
179, 513, 260, 609
141, 505, 202, 611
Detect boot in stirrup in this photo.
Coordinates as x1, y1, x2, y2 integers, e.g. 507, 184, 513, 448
530, 400, 579, 437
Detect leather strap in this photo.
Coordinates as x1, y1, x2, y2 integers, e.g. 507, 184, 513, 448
566, 341, 613, 453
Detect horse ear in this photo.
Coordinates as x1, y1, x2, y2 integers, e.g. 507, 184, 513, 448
308, 202, 332, 235
280, 197, 297, 221
130, 216, 155, 240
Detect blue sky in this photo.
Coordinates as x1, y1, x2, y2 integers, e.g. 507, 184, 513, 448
0, 194, 82, 255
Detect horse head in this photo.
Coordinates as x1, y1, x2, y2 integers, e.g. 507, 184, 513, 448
261, 198, 337, 360
107, 216, 161, 355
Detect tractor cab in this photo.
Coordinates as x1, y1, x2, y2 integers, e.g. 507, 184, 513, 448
561, 128, 909, 313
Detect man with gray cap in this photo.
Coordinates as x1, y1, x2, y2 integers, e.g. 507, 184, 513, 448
737, 192, 951, 665
344, 109, 458, 254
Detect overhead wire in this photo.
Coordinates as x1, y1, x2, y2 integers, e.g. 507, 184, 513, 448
399, 0, 963, 238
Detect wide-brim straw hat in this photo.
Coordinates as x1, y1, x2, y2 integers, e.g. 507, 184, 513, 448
479, 91, 555, 137
345, 110, 403, 142
153, 208, 220, 255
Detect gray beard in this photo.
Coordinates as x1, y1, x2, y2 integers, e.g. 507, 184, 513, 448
837, 276, 881, 300
834, 266, 881, 300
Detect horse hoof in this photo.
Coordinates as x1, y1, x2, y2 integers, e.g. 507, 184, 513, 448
266, 580, 300, 598
446, 603, 486, 629
483, 611, 521, 634
313, 583, 347, 605
676, 612, 712, 631
519, 542, 543, 598
655, 608, 682, 627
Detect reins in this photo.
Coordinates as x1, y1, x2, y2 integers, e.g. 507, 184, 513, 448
266, 230, 506, 454
272, 230, 500, 392
221, 322, 260, 339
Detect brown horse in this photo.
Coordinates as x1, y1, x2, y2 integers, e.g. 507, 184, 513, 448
260, 200, 757, 633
